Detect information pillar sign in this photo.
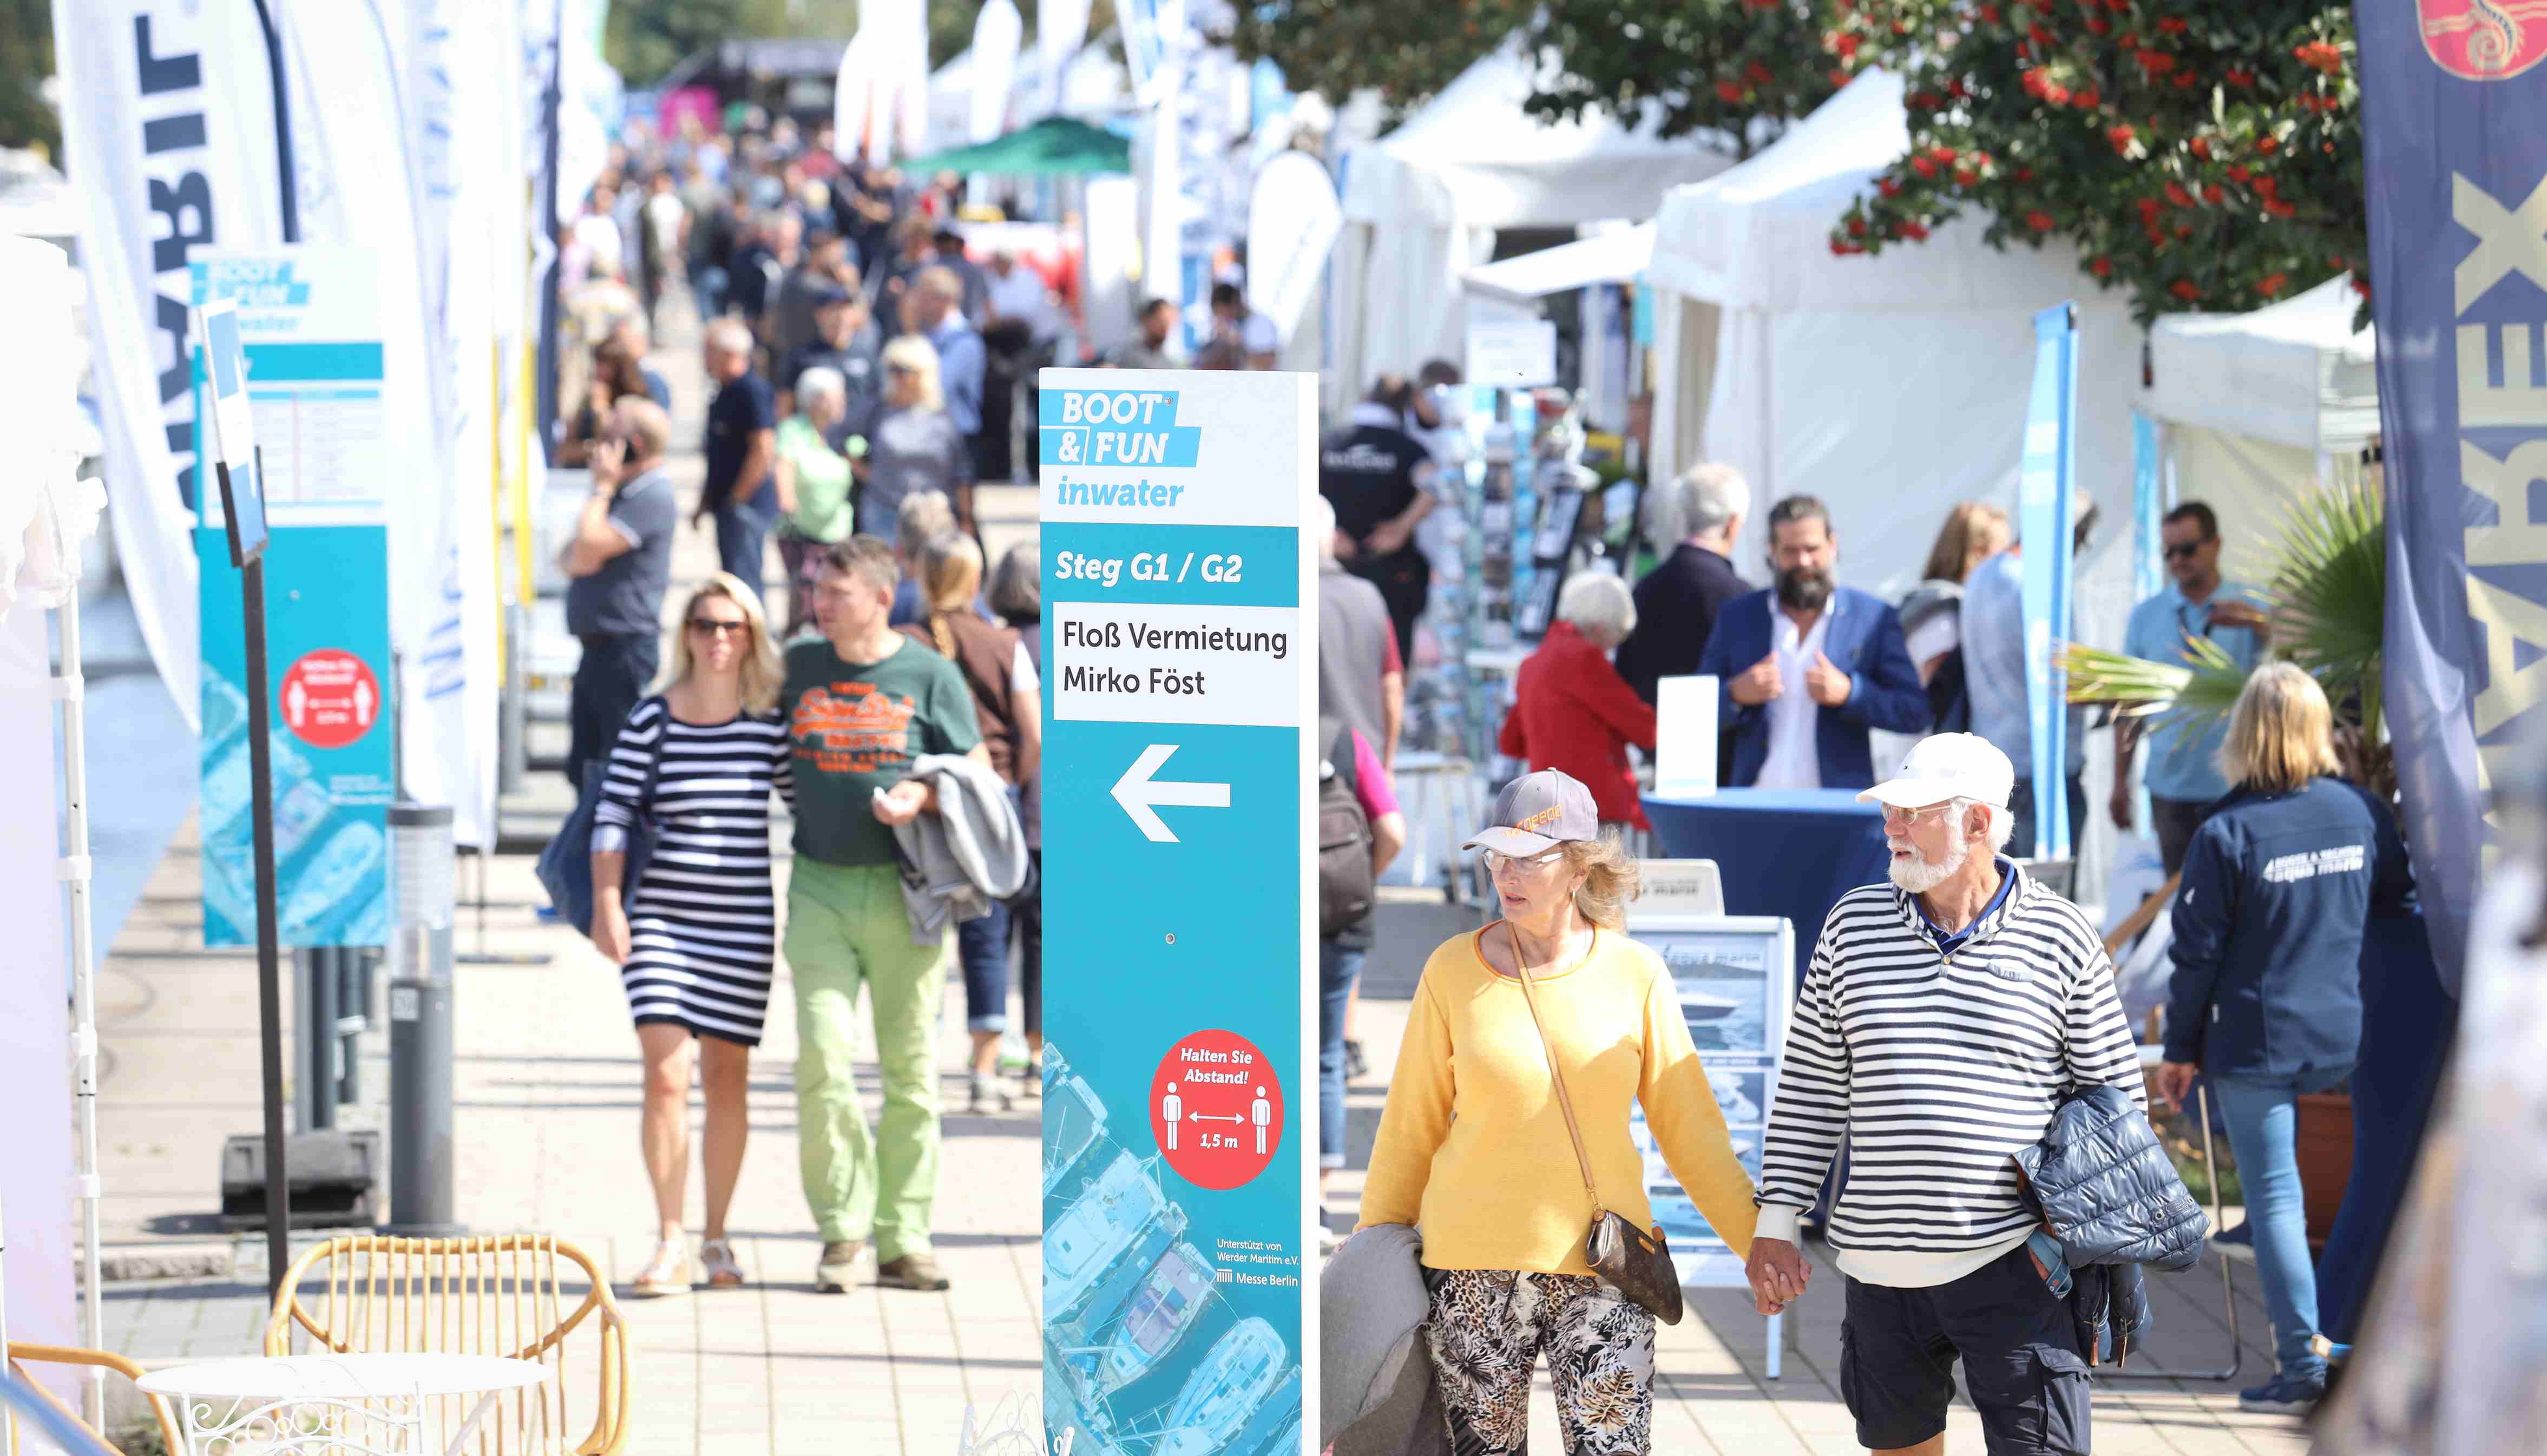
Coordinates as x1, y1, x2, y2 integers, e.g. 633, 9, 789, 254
1039, 368, 1316, 1455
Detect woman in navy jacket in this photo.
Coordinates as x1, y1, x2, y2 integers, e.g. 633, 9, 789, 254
2154, 663, 2415, 1417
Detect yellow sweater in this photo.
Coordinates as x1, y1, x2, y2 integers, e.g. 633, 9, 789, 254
1357, 927, 1761, 1276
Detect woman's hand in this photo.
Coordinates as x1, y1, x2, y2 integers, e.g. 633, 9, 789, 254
592, 896, 632, 965
1744, 1236, 1811, 1315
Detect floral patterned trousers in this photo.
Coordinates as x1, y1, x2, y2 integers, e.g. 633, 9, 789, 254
1424, 1268, 1659, 1455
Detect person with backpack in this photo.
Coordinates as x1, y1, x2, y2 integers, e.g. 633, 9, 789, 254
1318, 715, 1406, 1252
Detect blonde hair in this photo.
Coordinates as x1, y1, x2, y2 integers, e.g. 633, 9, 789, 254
1921, 501, 2012, 585
882, 334, 945, 412
920, 534, 985, 660
663, 572, 784, 714
2220, 661, 2340, 794
1561, 831, 1643, 931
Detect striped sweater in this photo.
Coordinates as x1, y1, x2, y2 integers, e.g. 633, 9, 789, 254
1755, 863, 2145, 1277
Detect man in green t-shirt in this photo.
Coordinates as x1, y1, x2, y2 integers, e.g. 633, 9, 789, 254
780, 536, 985, 1293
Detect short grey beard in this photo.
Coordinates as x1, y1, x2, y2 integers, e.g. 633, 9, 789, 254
1888, 833, 1970, 894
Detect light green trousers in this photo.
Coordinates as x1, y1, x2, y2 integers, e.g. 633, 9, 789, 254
783, 859, 949, 1258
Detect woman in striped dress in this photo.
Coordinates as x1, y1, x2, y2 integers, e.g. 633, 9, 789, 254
590, 572, 793, 1296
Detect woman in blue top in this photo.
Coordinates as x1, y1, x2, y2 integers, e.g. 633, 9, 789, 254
2154, 663, 2415, 1418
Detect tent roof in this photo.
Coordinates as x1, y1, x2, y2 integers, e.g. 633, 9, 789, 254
1647, 69, 2098, 313
905, 116, 1131, 176
2146, 275, 2378, 453
1341, 35, 1737, 230
1461, 223, 1653, 307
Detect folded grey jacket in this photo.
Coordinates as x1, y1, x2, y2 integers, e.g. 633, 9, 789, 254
1320, 1224, 1447, 1456
889, 753, 1030, 946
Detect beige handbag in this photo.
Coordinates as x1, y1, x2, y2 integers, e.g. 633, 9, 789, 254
1509, 934, 1686, 1325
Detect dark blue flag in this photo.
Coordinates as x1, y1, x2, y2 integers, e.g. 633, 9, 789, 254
2356, 1, 2547, 996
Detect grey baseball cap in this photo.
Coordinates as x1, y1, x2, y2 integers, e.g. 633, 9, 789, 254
1462, 769, 1600, 857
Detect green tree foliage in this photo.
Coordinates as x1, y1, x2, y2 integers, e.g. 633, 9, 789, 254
1524, 0, 1845, 161
0, 0, 58, 156
606, 0, 861, 86
1828, 1, 2365, 324
1223, 0, 1527, 123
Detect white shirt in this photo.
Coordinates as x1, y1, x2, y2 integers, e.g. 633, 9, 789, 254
1240, 311, 1280, 357
988, 267, 1049, 330
1754, 603, 1834, 789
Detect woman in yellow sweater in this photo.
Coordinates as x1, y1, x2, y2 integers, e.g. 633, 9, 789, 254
1358, 769, 1760, 1455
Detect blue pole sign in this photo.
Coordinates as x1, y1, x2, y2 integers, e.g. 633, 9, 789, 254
1038, 368, 1317, 1455
2019, 302, 2079, 861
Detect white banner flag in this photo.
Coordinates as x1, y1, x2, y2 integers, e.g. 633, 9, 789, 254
50, 0, 299, 728
1245, 150, 1340, 342
1035, 0, 1092, 117
969, 0, 1024, 144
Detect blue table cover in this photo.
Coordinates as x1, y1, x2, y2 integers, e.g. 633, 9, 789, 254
1642, 789, 1893, 979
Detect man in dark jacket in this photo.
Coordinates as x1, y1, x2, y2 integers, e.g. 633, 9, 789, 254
1320, 377, 1437, 667
2154, 663, 2418, 1416
1616, 461, 1751, 706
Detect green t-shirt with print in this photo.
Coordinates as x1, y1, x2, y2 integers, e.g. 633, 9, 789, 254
781, 636, 983, 866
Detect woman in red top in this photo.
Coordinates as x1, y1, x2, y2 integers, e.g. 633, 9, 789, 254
1498, 574, 1658, 829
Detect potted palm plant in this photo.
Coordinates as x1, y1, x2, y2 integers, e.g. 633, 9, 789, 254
2063, 468, 2386, 1245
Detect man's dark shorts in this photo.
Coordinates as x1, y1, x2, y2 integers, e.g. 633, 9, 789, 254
1839, 1244, 2092, 1455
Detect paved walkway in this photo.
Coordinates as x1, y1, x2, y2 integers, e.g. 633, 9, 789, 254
90, 293, 1045, 1455
1332, 977, 2309, 1456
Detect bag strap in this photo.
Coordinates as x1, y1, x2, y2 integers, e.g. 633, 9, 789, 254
639, 696, 669, 816
1506, 923, 1606, 1219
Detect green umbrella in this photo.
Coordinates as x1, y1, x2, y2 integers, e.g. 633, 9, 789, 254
904, 117, 1132, 176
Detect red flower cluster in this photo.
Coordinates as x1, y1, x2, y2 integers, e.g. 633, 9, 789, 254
2256, 272, 2289, 298
1716, 79, 1747, 102
2226, 68, 2256, 88
2135, 48, 2176, 76
1749, 61, 1776, 85
2106, 122, 2137, 153
2156, 16, 2189, 35
2026, 209, 2056, 232
2170, 280, 2201, 301
2090, 255, 2113, 277
2294, 41, 2344, 74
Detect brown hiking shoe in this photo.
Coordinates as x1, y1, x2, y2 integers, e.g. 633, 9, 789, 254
877, 1253, 951, 1291
814, 1240, 867, 1293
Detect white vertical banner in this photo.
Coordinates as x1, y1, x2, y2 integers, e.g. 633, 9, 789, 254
274, 0, 441, 801
897, 0, 932, 156
835, 29, 875, 162
49, 0, 297, 729
1135, 55, 1183, 322
410, 0, 503, 848
968, 0, 1024, 144
1034, 0, 1092, 117
1244, 151, 1340, 344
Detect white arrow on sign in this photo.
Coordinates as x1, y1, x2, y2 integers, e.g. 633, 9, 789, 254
1111, 743, 1232, 843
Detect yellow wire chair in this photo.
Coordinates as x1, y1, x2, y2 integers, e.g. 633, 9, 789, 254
5, 1342, 183, 1456
264, 1235, 631, 1456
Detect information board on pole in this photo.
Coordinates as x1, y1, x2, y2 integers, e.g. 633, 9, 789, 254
1623, 913, 1793, 1369
192, 249, 395, 950
1038, 368, 1315, 1455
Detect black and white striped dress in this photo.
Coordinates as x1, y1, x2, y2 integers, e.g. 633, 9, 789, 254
593, 697, 795, 1045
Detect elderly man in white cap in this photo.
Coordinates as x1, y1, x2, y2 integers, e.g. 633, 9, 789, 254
1743, 733, 2143, 1456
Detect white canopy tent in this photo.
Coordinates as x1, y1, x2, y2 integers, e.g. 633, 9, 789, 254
2142, 274, 2377, 575
1331, 35, 1737, 410
1460, 221, 1654, 309
1643, 68, 2146, 885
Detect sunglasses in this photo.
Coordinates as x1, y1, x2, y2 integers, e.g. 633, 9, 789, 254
885, 363, 918, 377
688, 618, 750, 637
2163, 540, 2211, 561
1482, 847, 1568, 875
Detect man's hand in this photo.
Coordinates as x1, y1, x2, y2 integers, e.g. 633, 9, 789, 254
587, 437, 626, 494
1331, 529, 1361, 562
1367, 519, 1412, 556
690, 506, 708, 531
1728, 652, 1783, 707
1745, 1236, 1810, 1315
2109, 782, 2135, 832
2207, 600, 2270, 635
1806, 651, 1853, 708
871, 780, 930, 827
2154, 1060, 2200, 1110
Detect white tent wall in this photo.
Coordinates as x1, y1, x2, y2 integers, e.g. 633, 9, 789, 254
2158, 425, 2330, 583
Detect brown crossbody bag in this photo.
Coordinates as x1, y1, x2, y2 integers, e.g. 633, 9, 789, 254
1508, 929, 1686, 1325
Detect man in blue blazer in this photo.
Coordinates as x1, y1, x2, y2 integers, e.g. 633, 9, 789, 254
1695, 495, 1931, 789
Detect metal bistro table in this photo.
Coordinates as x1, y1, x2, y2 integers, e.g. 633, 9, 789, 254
1640, 788, 1893, 982
138, 1353, 546, 1456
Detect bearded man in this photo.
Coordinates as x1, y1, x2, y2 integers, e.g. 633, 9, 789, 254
1696, 494, 1931, 789
1742, 733, 2145, 1456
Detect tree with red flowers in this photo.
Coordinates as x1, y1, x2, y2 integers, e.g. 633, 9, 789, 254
1827, 2, 2365, 324
1524, 0, 1848, 161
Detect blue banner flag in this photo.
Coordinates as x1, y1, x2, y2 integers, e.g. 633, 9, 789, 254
2356, 4, 2547, 996
2020, 304, 2079, 860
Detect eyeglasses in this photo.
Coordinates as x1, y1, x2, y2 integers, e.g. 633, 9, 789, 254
885, 363, 918, 377
1879, 802, 1955, 829
2162, 540, 2210, 561
688, 618, 750, 637
1482, 847, 1568, 876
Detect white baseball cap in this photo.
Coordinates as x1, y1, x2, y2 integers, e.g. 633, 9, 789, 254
1859, 733, 2015, 812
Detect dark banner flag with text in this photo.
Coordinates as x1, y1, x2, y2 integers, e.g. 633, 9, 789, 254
2356, 1, 2547, 996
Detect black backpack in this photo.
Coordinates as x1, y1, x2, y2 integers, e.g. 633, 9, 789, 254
1317, 720, 1376, 940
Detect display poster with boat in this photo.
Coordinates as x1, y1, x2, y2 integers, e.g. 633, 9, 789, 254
1623, 915, 1794, 1285
1038, 370, 1318, 1454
